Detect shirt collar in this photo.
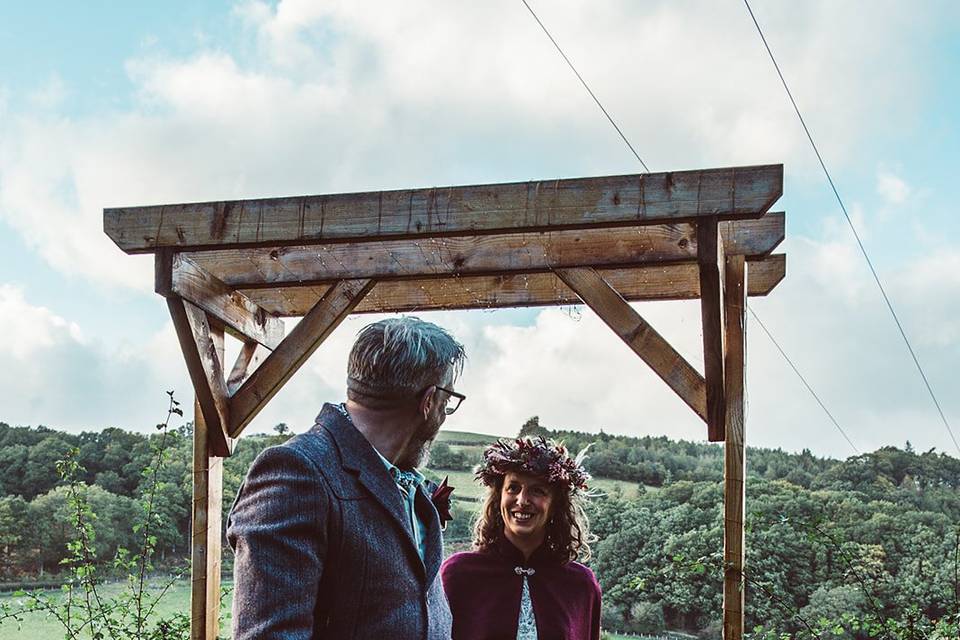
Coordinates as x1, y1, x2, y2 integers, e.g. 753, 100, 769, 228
373, 446, 424, 490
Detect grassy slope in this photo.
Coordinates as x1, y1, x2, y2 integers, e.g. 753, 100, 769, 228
435, 431, 653, 502
0, 580, 233, 640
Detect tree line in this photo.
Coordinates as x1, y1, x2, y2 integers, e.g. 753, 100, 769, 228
1, 417, 958, 637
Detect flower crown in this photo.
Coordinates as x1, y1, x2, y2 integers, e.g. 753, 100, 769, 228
476, 436, 591, 494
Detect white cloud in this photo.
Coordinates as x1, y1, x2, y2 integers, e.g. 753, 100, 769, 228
0, 284, 85, 359
0, 0, 939, 292
26, 75, 66, 110
0, 1, 956, 458
877, 170, 911, 205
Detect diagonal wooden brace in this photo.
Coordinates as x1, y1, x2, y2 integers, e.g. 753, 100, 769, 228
698, 217, 727, 441
229, 278, 375, 437
168, 297, 233, 457
157, 251, 284, 350
554, 267, 707, 422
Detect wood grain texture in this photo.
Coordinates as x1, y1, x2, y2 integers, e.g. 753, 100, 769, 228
554, 267, 707, 422
239, 255, 786, 315
186, 213, 784, 288
229, 278, 375, 437
698, 219, 727, 442
722, 255, 747, 640
168, 298, 232, 457
104, 164, 783, 253
190, 396, 224, 639
227, 341, 271, 396
163, 254, 285, 349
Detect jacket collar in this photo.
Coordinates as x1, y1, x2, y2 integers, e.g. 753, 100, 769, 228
495, 535, 562, 569
311, 403, 442, 582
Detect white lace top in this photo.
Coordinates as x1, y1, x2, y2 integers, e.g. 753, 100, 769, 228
515, 567, 538, 640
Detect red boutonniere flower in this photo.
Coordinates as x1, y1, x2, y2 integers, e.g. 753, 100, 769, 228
431, 476, 455, 529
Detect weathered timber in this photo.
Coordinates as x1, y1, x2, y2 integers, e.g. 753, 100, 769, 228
190, 398, 224, 640
229, 279, 375, 437
698, 218, 726, 442
227, 341, 271, 396
168, 299, 232, 457
187, 214, 784, 288
104, 164, 783, 253
554, 267, 708, 422
722, 255, 747, 640
239, 255, 786, 316
161, 254, 285, 350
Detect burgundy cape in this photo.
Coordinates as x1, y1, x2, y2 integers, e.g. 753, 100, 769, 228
440, 539, 601, 640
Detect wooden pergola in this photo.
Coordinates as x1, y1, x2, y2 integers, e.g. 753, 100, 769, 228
103, 163, 786, 640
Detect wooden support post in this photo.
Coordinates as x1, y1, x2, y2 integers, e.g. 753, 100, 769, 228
699, 218, 727, 441
191, 376, 225, 638
555, 267, 708, 421
722, 255, 747, 640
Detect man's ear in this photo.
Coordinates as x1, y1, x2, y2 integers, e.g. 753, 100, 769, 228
418, 385, 436, 419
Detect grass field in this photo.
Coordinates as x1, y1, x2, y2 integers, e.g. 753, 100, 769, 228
0, 579, 674, 639
434, 467, 651, 503
436, 429, 497, 445
0, 579, 232, 640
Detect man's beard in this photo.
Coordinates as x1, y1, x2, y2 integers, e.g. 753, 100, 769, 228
397, 413, 442, 469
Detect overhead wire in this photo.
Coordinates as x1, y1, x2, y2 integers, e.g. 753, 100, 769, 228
742, 0, 959, 456
518, 0, 860, 455
519, 0, 651, 172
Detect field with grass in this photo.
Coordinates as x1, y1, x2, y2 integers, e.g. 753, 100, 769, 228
0, 579, 231, 640
434, 467, 650, 502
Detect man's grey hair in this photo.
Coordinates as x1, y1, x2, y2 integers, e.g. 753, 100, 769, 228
347, 317, 466, 408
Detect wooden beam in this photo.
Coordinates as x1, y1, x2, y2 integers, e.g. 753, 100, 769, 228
698, 218, 726, 442
104, 164, 783, 253
187, 213, 785, 288
168, 299, 232, 457
722, 255, 747, 640
554, 267, 707, 422
226, 341, 271, 396
239, 255, 786, 316
158, 253, 284, 350
229, 279, 375, 437
190, 397, 224, 640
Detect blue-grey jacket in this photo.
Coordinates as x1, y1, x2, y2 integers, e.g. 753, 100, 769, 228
227, 403, 452, 640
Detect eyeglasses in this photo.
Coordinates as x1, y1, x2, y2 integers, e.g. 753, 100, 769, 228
434, 385, 466, 415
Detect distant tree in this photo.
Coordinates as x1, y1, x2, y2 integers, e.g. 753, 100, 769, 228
518, 416, 548, 438
274, 422, 290, 436
428, 442, 470, 470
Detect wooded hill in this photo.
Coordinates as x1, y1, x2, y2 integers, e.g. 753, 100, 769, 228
0, 418, 957, 637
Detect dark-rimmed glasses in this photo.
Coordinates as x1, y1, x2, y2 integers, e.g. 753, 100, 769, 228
434, 385, 466, 415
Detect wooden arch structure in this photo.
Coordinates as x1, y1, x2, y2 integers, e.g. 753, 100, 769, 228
104, 163, 786, 640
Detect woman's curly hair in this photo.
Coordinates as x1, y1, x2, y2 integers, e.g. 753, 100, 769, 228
472, 437, 595, 563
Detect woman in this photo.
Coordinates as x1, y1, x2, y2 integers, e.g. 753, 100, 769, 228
441, 437, 601, 640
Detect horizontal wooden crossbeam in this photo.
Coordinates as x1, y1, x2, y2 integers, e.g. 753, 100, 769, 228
187, 213, 784, 288
104, 164, 783, 253
238, 254, 785, 315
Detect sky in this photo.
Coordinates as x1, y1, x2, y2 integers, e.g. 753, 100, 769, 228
0, 0, 958, 459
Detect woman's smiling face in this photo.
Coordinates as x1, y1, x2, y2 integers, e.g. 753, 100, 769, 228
500, 471, 554, 549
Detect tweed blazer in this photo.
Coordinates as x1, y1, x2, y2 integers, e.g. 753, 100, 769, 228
227, 403, 452, 640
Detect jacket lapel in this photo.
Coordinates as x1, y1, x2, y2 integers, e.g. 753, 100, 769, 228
315, 404, 425, 573
415, 484, 443, 583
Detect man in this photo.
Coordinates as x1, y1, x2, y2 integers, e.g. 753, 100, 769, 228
227, 317, 467, 639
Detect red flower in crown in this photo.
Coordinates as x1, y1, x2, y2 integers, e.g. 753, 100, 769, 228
431, 476, 455, 529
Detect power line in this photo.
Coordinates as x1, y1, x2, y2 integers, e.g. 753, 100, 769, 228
519, 0, 651, 172
742, 0, 960, 457
747, 305, 859, 454
518, 0, 860, 454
